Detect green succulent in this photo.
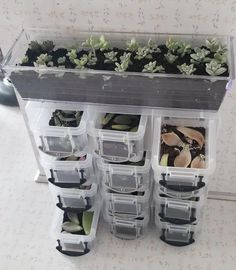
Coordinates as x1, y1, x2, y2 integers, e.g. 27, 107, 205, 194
142, 61, 164, 73
205, 60, 227, 76
147, 39, 161, 53
166, 37, 179, 53
135, 47, 152, 60
74, 55, 88, 70
104, 51, 118, 63
57, 56, 66, 65
21, 55, 29, 64
177, 42, 192, 57
34, 53, 53, 67
29, 41, 42, 52
115, 52, 132, 72
206, 38, 227, 53
82, 35, 109, 52
177, 63, 196, 75
120, 52, 132, 65
126, 38, 140, 52
164, 52, 178, 64
41, 40, 54, 52
214, 52, 227, 64
67, 49, 78, 64
86, 51, 98, 66
190, 47, 210, 64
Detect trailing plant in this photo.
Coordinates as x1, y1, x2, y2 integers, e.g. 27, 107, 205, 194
205, 60, 227, 76
190, 47, 210, 64
135, 47, 152, 60
164, 52, 178, 64
34, 54, 53, 67
177, 63, 196, 75
104, 51, 118, 63
142, 61, 164, 73
126, 38, 140, 52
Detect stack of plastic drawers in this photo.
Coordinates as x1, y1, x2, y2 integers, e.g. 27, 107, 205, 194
152, 110, 217, 246
25, 101, 101, 256
87, 107, 152, 239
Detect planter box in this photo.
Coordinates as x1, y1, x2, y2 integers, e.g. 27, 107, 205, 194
1, 28, 235, 110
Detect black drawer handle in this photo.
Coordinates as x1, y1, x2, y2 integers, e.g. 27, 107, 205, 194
160, 230, 195, 247
159, 213, 196, 225
159, 180, 205, 192
56, 240, 90, 257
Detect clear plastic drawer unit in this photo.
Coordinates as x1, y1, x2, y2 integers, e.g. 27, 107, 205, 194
87, 106, 148, 162
97, 151, 151, 193
49, 182, 98, 213
103, 187, 151, 218
26, 101, 88, 156
152, 110, 217, 192
155, 217, 200, 247
51, 203, 101, 256
104, 212, 149, 240
41, 153, 94, 188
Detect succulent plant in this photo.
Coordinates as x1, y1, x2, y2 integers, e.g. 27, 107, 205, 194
21, 55, 29, 64
214, 52, 227, 64
166, 37, 179, 53
205, 60, 227, 76
126, 38, 140, 52
82, 35, 109, 52
34, 53, 53, 67
29, 41, 42, 52
164, 52, 178, 64
41, 40, 54, 52
73, 55, 88, 70
86, 51, 98, 66
177, 42, 192, 57
177, 63, 196, 75
147, 39, 161, 53
104, 51, 118, 63
67, 49, 78, 64
135, 47, 152, 60
57, 56, 66, 65
142, 61, 165, 73
115, 52, 132, 72
190, 47, 210, 64
206, 38, 227, 53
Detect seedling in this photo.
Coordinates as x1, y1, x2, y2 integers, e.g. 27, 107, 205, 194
177, 63, 196, 75
164, 52, 178, 64
34, 53, 53, 67
104, 51, 118, 63
142, 61, 165, 73
135, 47, 152, 60
126, 38, 140, 52
190, 47, 210, 64
205, 60, 227, 76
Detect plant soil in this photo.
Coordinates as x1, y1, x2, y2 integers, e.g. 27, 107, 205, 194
160, 124, 206, 168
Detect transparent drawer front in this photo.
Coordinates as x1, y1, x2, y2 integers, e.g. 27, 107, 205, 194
57, 195, 92, 213
101, 141, 130, 158
41, 136, 72, 154
108, 198, 143, 217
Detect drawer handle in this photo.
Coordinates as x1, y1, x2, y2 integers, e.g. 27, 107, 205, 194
56, 195, 91, 213
56, 240, 90, 257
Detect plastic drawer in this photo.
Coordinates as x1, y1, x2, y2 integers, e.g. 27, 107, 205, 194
155, 217, 200, 246
49, 182, 98, 213
51, 203, 100, 256
97, 151, 151, 193
104, 212, 149, 240
103, 186, 151, 218
154, 190, 205, 225
26, 101, 88, 156
152, 110, 217, 192
40, 152, 95, 187
87, 106, 148, 162
156, 181, 207, 199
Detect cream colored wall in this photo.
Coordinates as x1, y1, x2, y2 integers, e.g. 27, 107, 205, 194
0, 0, 236, 193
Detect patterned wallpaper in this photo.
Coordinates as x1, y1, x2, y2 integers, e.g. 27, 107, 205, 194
1, 0, 236, 54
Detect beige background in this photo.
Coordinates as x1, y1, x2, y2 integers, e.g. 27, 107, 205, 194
0, 0, 236, 193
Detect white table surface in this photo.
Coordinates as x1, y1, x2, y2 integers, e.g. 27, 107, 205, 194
0, 104, 236, 270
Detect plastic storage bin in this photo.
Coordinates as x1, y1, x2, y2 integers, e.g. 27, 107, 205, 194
49, 182, 98, 213
40, 152, 94, 187
97, 151, 151, 193
104, 211, 149, 240
152, 110, 217, 192
51, 203, 100, 256
154, 190, 205, 225
87, 107, 148, 162
103, 186, 151, 218
155, 217, 200, 246
26, 101, 88, 156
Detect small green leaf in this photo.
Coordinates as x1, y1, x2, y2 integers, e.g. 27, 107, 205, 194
67, 212, 80, 225
160, 153, 169, 166
111, 124, 130, 131
82, 211, 94, 235
62, 222, 83, 233
114, 115, 132, 125
102, 113, 115, 126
